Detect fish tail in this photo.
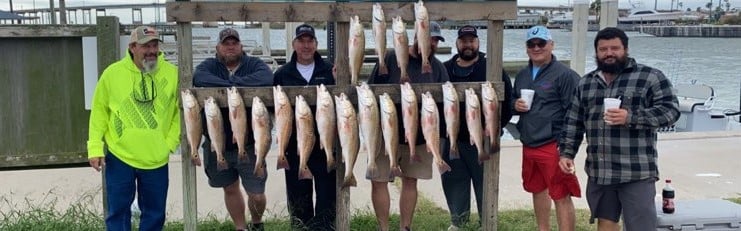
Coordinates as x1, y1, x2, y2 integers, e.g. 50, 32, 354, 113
277, 154, 289, 170
342, 174, 357, 188
438, 161, 452, 174
298, 167, 314, 180
366, 162, 379, 179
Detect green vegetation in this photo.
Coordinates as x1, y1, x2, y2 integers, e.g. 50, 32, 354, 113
3, 194, 740, 231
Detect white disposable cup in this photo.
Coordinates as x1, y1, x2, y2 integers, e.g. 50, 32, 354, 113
520, 89, 535, 110
603, 98, 621, 125
603, 98, 621, 112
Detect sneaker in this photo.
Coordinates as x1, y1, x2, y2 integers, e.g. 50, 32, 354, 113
248, 222, 264, 231
447, 225, 460, 231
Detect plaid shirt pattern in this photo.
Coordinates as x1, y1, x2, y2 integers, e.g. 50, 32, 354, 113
559, 58, 679, 185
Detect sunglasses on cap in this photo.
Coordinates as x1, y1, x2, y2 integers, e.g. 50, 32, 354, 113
526, 39, 548, 49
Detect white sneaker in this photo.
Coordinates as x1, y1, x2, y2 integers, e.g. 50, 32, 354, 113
447, 225, 460, 231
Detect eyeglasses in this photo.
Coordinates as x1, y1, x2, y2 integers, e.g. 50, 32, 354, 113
526, 40, 548, 49
133, 73, 157, 103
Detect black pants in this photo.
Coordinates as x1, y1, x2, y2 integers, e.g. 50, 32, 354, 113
441, 139, 484, 227
284, 149, 337, 231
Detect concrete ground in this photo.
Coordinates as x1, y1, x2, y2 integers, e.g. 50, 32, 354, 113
1, 131, 740, 222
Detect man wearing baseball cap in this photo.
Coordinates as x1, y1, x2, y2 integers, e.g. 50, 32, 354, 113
441, 24, 513, 230
193, 27, 274, 231
87, 25, 179, 230
273, 23, 337, 230
513, 25, 581, 231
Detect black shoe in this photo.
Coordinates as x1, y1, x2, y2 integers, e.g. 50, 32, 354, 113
248, 222, 264, 231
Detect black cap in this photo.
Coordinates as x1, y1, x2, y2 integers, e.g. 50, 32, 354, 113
294, 24, 316, 40
457, 25, 478, 38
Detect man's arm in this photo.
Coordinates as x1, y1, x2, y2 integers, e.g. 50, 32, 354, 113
87, 70, 111, 171
193, 59, 233, 87
230, 57, 274, 87
165, 84, 181, 153
558, 84, 586, 160
625, 70, 680, 129
500, 70, 514, 128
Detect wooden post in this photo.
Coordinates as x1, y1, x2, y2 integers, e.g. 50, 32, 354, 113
482, 20, 504, 231
176, 21, 198, 231
600, 0, 619, 29
262, 22, 271, 56
571, 0, 589, 76
96, 16, 120, 219
334, 21, 351, 230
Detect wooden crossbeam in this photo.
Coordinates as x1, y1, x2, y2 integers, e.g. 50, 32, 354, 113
185, 81, 505, 108
166, 1, 517, 23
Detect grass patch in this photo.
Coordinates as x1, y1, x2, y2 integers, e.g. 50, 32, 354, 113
13, 194, 741, 230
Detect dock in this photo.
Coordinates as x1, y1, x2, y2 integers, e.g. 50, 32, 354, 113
638, 25, 741, 37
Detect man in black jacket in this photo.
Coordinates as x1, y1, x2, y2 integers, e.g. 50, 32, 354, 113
193, 28, 274, 231
441, 25, 513, 231
273, 24, 336, 231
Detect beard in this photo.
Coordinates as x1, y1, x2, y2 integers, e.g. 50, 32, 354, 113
142, 58, 157, 73
218, 53, 242, 64
596, 53, 628, 74
457, 47, 478, 61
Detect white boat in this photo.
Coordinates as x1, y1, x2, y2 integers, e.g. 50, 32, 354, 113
618, 9, 685, 24
670, 83, 741, 132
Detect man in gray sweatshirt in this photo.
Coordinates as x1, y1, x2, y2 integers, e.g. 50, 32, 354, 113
513, 25, 581, 231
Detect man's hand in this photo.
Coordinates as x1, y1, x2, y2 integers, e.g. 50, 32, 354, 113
604, 108, 628, 125
514, 98, 530, 112
89, 157, 105, 172
558, 157, 576, 174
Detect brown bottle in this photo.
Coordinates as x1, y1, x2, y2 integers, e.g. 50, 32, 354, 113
662, 179, 675, 214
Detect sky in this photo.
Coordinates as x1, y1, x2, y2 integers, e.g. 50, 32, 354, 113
2, 0, 739, 23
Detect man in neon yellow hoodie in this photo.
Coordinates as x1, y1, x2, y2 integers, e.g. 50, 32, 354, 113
87, 26, 180, 231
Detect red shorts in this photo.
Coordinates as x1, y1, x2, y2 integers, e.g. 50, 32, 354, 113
522, 141, 581, 200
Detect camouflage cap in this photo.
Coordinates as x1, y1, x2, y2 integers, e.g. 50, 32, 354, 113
130, 26, 161, 45
219, 28, 241, 43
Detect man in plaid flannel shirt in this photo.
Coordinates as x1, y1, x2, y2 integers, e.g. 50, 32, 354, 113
558, 27, 679, 230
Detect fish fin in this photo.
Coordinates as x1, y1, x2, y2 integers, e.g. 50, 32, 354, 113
298, 167, 314, 180
449, 144, 460, 160
253, 164, 265, 179
216, 159, 229, 171
366, 162, 379, 180
326, 157, 336, 173
438, 161, 452, 174
277, 155, 290, 170
342, 175, 357, 188
478, 154, 491, 163
422, 63, 432, 74
390, 166, 403, 178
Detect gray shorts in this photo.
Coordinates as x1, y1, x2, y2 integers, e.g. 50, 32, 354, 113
366, 144, 432, 182
586, 177, 657, 229
203, 144, 267, 194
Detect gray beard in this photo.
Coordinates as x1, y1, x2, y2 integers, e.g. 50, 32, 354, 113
142, 59, 157, 73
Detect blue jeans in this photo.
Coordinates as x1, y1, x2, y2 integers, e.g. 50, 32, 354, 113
105, 152, 169, 231
441, 139, 484, 227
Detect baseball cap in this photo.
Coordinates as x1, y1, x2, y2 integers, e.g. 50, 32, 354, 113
457, 25, 478, 38
130, 26, 160, 45
219, 28, 240, 43
430, 21, 445, 42
526, 25, 552, 41
294, 24, 316, 40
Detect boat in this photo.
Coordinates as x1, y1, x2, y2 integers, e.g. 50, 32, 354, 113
669, 82, 741, 132
618, 9, 685, 24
